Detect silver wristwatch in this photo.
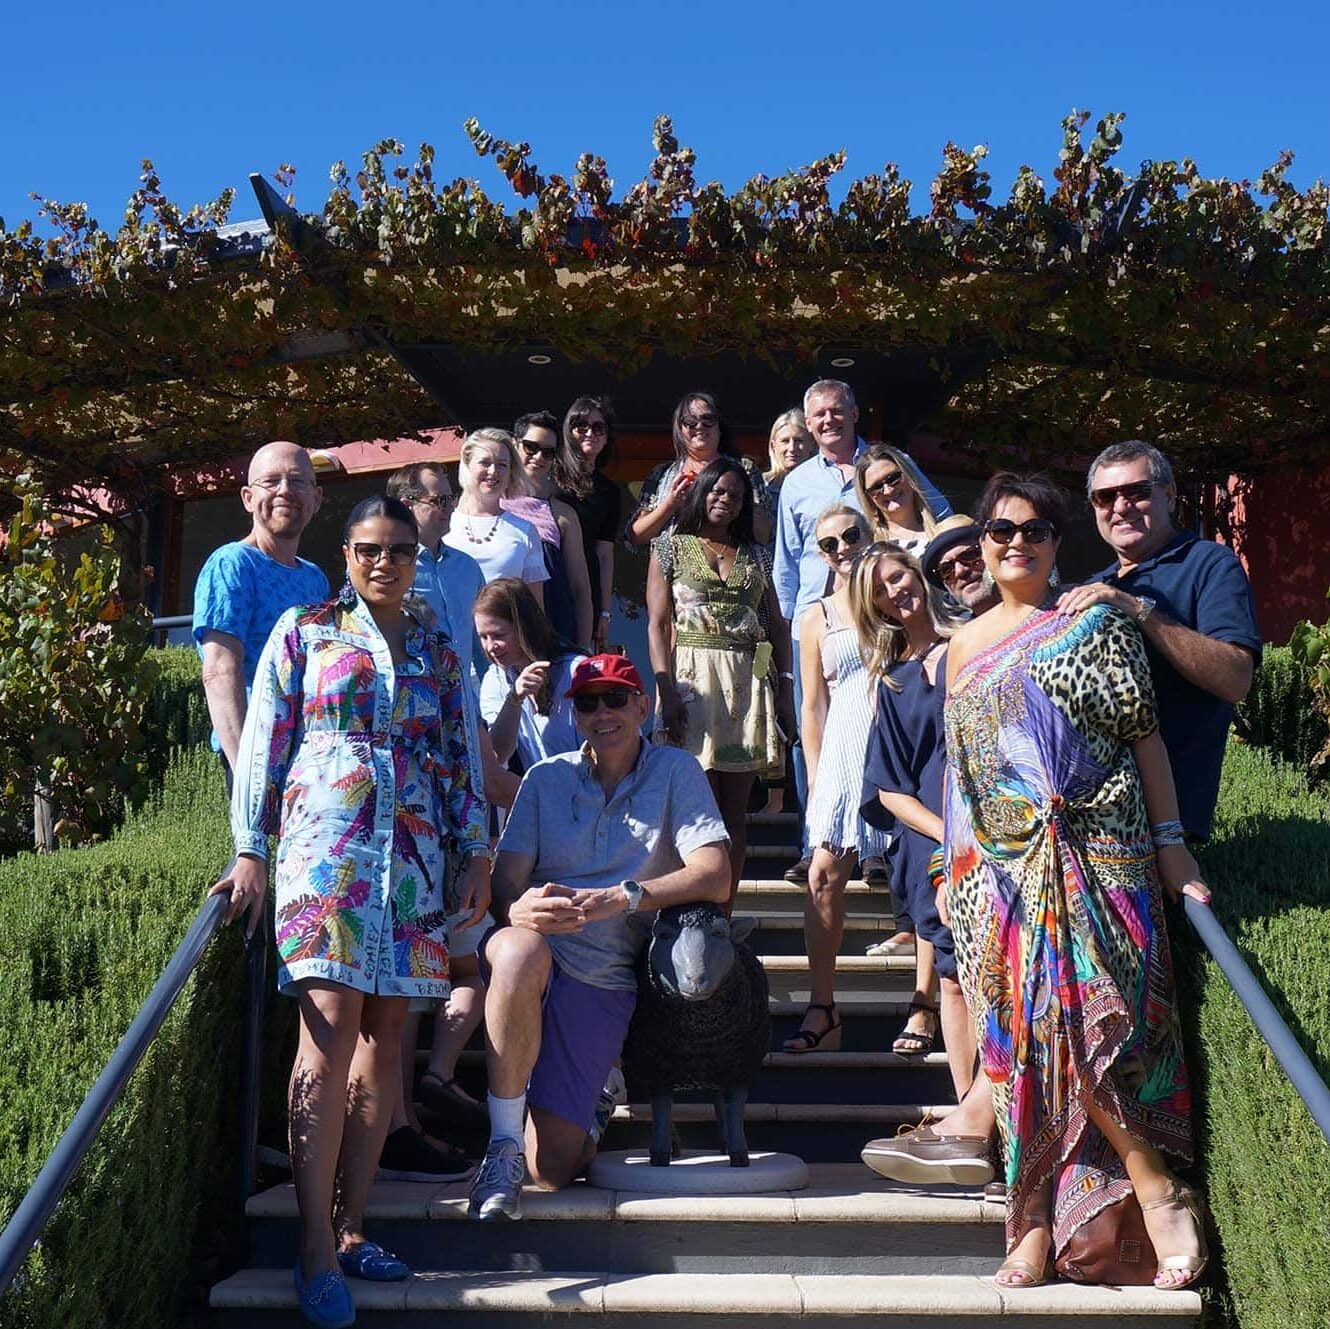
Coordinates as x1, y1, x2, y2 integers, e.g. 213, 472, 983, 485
620, 879, 645, 913
1134, 595, 1156, 625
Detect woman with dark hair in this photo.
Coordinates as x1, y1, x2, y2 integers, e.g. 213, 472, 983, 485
646, 456, 795, 903
943, 471, 1207, 1290
555, 396, 623, 651
474, 577, 587, 771
627, 391, 774, 552
211, 495, 489, 1324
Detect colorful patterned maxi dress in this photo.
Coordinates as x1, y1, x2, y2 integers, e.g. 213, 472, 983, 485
942, 604, 1192, 1255
232, 593, 489, 1000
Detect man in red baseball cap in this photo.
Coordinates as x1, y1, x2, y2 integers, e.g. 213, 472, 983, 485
467, 653, 731, 1219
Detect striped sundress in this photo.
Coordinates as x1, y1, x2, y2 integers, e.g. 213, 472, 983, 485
805, 596, 891, 857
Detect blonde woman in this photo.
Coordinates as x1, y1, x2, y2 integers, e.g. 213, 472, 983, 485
764, 408, 817, 493
783, 503, 889, 1053
851, 544, 967, 1064
854, 444, 944, 557
443, 428, 548, 605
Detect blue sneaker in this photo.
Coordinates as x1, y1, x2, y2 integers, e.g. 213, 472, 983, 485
293, 1262, 355, 1328
467, 1137, 525, 1221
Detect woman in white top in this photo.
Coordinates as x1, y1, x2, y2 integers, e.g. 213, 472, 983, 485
474, 578, 586, 771
853, 443, 945, 558
444, 427, 549, 603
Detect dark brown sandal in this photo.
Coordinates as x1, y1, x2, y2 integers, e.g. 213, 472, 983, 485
782, 1002, 843, 1053
892, 999, 938, 1057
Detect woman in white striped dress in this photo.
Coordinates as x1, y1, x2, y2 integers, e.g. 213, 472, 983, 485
783, 506, 891, 1053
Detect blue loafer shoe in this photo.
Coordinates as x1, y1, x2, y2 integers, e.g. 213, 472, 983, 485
337, 1240, 411, 1282
293, 1262, 355, 1328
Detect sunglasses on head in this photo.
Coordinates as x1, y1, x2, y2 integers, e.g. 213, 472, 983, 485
350, 541, 417, 567
817, 524, 863, 555
938, 544, 983, 578
1089, 481, 1155, 510
570, 418, 607, 436
572, 687, 637, 714
983, 519, 1057, 546
519, 438, 558, 458
866, 469, 904, 496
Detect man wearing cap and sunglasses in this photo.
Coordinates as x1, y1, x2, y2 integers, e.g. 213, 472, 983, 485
1056, 440, 1261, 840
467, 654, 730, 1220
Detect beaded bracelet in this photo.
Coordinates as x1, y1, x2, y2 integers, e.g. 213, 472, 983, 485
1150, 819, 1186, 848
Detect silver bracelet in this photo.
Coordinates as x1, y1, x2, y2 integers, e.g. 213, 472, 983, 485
778, 671, 796, 682
1150, 819, 1186, 848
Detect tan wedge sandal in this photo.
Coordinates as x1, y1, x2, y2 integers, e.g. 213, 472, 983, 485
1141, 1181, 1209, 1289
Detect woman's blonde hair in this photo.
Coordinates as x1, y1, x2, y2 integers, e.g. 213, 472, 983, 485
765, 408, 815, 483
460, 427, 529, 499
854, 444, 940, 541
847, 542, 964, 689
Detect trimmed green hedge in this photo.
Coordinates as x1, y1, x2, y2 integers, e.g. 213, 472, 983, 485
1185, 741, 1330, 1329
0, 748, 237, 1329
140, 645, 210, 776
1234, 644, 1329, 784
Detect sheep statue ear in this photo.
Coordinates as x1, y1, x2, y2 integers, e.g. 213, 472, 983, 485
728, 916, 756, 946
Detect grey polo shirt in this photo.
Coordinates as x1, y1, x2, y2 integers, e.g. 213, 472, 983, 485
497, 739, 730, 991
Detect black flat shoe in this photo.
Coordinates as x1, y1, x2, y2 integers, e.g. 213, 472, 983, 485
417, 1071, 489, 1129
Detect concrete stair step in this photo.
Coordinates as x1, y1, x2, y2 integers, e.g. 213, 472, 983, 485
761, 954, 919, 1001
211, 1267, 1199, 1326
750, 911, 907, 955
735, 879, 895, 914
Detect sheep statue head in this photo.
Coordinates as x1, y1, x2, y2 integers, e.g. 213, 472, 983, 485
648, 902, 756, 1002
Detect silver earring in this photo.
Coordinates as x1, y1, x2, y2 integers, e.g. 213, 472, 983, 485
980, 569, 996, 593
1048, 566, 1062, 590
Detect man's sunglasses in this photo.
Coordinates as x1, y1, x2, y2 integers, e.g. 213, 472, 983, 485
865, 469, 904, 497
408, 491, 453, 509
1090, 481, 1155, 510
982, 519, 1057, 545
938, 544, 983, 579
350, 542, 418, 567
519, 439, 558, 458
570, 418, 608, 436
572, 687, 638, 714
817, 525, 864, 555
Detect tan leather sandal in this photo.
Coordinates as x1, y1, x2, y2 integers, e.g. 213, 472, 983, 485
1141, 1181, 1209, 1289
994, 1254, 1053, 1288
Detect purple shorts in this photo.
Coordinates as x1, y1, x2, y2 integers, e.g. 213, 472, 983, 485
480, 931, 636, 1134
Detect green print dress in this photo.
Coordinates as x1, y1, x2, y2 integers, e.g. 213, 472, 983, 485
656, 534, 782, 776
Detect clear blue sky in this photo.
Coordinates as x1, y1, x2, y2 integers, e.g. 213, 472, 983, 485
3, 0, 1327, 232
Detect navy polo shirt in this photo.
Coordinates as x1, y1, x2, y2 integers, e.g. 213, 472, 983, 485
1095, 529, 1261, 840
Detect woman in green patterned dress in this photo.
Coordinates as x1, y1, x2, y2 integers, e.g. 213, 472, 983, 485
943, 472, 1210, 1291
647, 457, 796, 906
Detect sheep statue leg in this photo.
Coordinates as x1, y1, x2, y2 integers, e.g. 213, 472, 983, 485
718, 1086, 750, 1167
649, 1092, 674, 1167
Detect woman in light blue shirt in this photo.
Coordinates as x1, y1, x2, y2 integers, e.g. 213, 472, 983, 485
475, 578, 587, 771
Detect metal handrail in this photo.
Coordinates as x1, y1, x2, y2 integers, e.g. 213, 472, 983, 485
1183, 895, 1330, 1145
0, 865, 263, 1297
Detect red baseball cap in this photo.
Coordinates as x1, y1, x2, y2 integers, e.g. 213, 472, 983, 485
565, 653, 646, 697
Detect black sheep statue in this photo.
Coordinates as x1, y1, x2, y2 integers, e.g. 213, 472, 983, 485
621, 901, 770, 1167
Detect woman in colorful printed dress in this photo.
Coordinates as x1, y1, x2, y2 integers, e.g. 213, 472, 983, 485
854, 443, 944, 558
943, 472, 1209, 1291
626, 390, 774, 553
782, 505, 892, 1053
212, 496, 490, 1328
647, 457, 795, 904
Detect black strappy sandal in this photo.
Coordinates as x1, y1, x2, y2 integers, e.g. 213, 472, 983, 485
892, 999, 938, 1057
782, 1002, 843, 1054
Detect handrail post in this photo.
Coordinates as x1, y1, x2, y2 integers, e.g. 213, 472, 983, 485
237, 927, 267, 1208
1184, 896, 1330, 1147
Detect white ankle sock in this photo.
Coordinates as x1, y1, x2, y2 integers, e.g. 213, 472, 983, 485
487, 1092, 526, 1146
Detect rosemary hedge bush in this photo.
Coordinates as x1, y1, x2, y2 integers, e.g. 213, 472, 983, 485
140, 645, 210, 772
0, 748, 237, 1329
1185, 741, 1330, 1329
1234, 644, 1329, 785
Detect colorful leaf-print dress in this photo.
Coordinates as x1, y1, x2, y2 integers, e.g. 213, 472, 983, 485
231, 594, 489, 999
943, 604, 1192, 1257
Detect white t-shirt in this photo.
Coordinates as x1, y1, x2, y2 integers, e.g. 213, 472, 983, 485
443, 510, 549, 586
479, 653, 586, 770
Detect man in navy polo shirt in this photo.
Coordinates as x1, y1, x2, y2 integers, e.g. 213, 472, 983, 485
1057, 440, 1261, 839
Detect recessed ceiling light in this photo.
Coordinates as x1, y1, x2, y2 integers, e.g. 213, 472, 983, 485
830, 356, 855, 368
527, 353, 552, 366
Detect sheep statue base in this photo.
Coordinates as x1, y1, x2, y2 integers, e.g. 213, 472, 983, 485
589, 903, 808, 1195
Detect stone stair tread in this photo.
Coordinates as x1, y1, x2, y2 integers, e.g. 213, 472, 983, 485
612, 1102, 943, 1124
454, 1049, 946, 1070
737, 879, 881, 894
744, 811, 801, 826
760, 953, 915, 971
769, 995, 914, 1016
752, 910, 898, 929
247, 1162, 992, 1224
210, 1266, 1200, 1316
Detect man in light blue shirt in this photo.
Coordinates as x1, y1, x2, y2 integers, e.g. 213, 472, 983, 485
773, 380, 951, 877
388, 462, 487, 678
